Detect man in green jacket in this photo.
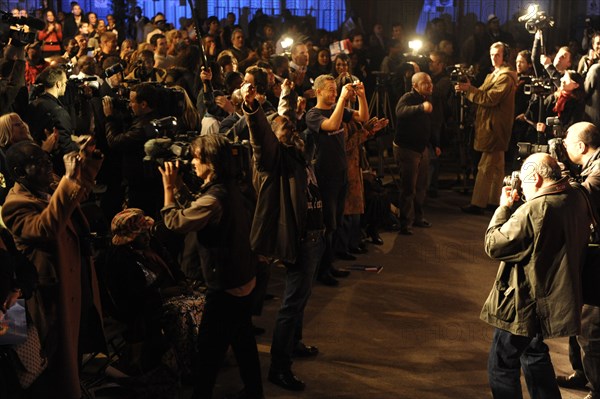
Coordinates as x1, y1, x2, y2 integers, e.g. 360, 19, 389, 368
480, 153, 590, 398
456, 42, 518, 215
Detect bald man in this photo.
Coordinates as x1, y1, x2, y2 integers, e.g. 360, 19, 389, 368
561, 121, 600, 399
481, 152, 591, 398
394, 72, 440, 235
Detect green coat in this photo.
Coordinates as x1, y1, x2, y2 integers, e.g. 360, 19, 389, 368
465, 66, 518, 152
480, 179, 590, 338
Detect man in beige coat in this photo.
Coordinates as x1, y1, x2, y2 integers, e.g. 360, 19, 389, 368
456, 42, 518, 214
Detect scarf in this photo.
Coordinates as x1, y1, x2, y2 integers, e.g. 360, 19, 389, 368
553, 90, 571, 117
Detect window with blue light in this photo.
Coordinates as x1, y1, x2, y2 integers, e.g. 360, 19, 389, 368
206, 0, 345, 32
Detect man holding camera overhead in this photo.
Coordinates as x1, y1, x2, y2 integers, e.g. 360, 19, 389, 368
456, 41, 517, 215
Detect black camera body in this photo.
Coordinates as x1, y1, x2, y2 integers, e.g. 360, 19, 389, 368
372, 70, 395, 86
523, 76, 553, 96
525, 12, 555, 34
104, 62, 125, 79
503, 171, 523, 198
447, 64, 475, 85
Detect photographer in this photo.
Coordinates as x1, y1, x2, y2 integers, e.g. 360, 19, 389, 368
578, 32, 600, 77
125, 49, 166, 84
584, 60, 600, 127
457, 42, 517, 215
103, 82, 162, 218
560, 121, 600, 399
535, 70, 585, 136
26, 66, 78, 173
537, 42, 572, 89
306, 74, 369, 286
159, 135, 263, 399
1, 139, 105, 399
89, 57, 128, 219
243, 79, 324, 391
481, 153, 590, 398
0, 44, 27, 116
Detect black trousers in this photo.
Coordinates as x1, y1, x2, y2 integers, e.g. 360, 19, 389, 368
191, 289, 263, 399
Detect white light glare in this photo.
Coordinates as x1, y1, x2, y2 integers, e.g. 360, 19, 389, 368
281, 37, 294, 49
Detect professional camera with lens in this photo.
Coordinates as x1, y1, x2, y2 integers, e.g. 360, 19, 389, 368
523, 77, 553, 96
516, 137, 567, 164
447, 64, 475, 85
104, 62, 125, 79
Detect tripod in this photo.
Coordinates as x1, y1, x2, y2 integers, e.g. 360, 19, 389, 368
368, 75, 396, 176
453, 92, 475, 193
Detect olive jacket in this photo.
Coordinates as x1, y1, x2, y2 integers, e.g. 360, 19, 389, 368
480, 178, 590, 338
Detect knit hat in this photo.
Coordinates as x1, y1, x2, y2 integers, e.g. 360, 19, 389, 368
111, 208, 154, 246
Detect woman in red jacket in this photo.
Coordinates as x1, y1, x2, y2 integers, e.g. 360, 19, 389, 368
38, 10, 63, 59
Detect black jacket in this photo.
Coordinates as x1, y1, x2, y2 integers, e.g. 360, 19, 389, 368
244, 100, 312, 263
105, 110, 159, 183
26, 93, 79, 159
394, 89, 436, 152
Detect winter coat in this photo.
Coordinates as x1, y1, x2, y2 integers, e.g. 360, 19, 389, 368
464, 66, 517, 152
480, 178, 590, 338
1, 178, 104, 399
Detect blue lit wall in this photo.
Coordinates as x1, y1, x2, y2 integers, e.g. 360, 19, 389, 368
52, 0, 345, 31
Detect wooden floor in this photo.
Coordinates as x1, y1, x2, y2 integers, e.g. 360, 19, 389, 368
92, 184, 590, 399
207, 187, 588, 399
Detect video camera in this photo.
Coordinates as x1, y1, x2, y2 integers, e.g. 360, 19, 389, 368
447, 64, 475, 85
523, 76, 553, 96
143, 116, 198, 181
372, 71, 395, 86
104, 62, 125, 79
518, 5, 555, 34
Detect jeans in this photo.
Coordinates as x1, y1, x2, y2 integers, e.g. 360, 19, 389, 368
488, 328, 561, 399
578, 304, 600, 397
315, 170, 347, 275
192, 289, 263, 399
270, 234, 325, 372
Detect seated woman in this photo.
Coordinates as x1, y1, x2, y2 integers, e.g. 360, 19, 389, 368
104, 208, 204, 377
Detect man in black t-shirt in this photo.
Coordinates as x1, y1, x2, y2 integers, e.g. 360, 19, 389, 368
305, 74, 369, 286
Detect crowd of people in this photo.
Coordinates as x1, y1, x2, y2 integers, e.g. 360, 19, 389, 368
0, 2, 600, 399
